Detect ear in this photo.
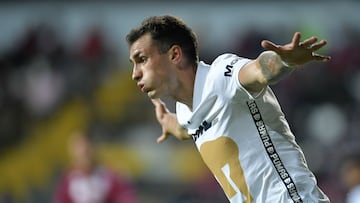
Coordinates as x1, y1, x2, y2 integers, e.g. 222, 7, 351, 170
168, 45, 182, 64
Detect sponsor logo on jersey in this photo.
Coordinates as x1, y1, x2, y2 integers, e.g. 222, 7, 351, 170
224, 57, 241, 77
192, 120, 212, 141
224, 65, 233, 77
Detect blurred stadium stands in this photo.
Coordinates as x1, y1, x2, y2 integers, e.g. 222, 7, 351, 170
0, 1, 359, 202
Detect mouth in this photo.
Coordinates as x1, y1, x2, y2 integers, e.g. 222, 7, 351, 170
138, 83, 150, 93
138, 83, 145, 92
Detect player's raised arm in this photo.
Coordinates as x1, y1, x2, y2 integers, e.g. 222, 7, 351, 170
238, 32, 331, 93
151, 99, 191, 143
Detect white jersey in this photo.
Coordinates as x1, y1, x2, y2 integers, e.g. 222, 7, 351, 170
176, 54, 330, 203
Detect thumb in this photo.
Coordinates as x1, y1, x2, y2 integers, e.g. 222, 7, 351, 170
261, 40, 279, 52
156, 132, 168, 144
152, 99, 165, 112
151, 98, 162, 107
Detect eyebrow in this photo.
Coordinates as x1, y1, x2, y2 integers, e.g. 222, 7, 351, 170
129, 50, 141, 63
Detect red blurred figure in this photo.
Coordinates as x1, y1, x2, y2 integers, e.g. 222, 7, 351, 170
53, 130, 137, 203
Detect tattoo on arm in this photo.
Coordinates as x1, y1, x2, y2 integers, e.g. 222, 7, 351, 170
259, 51, 294, 84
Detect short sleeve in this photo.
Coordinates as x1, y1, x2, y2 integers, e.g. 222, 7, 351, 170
209, 53, 254, 101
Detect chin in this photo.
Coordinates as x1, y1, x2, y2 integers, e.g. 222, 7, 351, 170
147, 91, 158, 99
149, 90, 165, 100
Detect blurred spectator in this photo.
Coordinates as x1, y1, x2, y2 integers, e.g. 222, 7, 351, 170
52, 130, 137, 203
339, 149, 360, 203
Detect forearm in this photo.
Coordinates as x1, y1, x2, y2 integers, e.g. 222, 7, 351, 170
258, 51, 295, 85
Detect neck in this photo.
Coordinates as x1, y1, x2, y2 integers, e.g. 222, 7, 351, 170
172, 63, 197, 110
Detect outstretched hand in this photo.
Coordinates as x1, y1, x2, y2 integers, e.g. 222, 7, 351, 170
151, 99, 190, 143
261, 32, 331, 67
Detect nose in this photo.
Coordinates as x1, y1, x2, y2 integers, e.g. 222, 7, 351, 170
132, 65, 142, 81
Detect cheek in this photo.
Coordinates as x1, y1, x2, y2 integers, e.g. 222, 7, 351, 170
143, 57, 172, 89
144, 68, 161, 84
148, 63, 169, 84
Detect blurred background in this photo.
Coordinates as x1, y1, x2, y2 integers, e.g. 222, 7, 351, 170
0, 0, 359, 202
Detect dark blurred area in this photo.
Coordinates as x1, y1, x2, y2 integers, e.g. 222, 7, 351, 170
0, 1, 359, 203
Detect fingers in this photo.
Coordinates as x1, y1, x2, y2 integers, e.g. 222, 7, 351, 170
157, 133, 168, 143
151, 98, 162, 107
261, 32, 302, 52
311, 53, 331, 62
152, 98, 167, 114
304, 38, 330, 61
262, 32, 330, 64
299, 36, 327, 51
152, 99, 171, 143
296, 34, 330, 61
309, 40, 327, 51
300, 36, 317, 48
262, 32, 301, 51
292, 32, 301, 46
261, 40, 279, 52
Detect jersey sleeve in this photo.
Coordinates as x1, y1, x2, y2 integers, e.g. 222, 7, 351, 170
209, 53, 257, 102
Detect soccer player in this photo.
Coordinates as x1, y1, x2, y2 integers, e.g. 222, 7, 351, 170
126, 15, 331, 202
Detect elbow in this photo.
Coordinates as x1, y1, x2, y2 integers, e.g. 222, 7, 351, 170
258, 51, 292, 85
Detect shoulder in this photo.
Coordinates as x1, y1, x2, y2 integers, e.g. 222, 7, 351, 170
209, 53, 250, 77
211, 53, 247, 67
205, 53, 251, 82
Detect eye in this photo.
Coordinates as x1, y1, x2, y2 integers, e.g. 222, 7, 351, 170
140, 56, 147, 63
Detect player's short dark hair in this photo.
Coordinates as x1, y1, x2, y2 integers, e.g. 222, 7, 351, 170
126, 15, 199, 65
